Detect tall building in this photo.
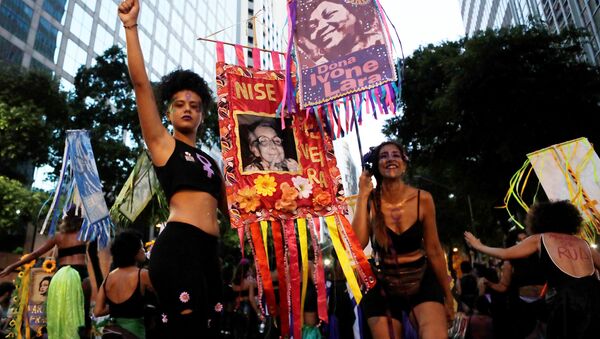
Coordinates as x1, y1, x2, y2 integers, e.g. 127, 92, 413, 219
540, 0, 600, 65
0, 0, 244, 91
458, 0, 600, 65
239, 0, 287, 69
460, 0, 544, 36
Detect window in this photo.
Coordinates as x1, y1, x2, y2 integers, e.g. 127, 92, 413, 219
0, 0, 33, 41
99, 0, 115, 27
0, 36, 23, 64
94, 24, 114, 56
152, 45, 165, 74
30, 58, 53, 75
35, 17, 60, 60
63, 39, 87, 77
43, 0, 67, 22
70, 4, 92, 45
155, 20, 167, 48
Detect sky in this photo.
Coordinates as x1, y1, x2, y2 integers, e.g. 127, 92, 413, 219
33, 0, 465, 191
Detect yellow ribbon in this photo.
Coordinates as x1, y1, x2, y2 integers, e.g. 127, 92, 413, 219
260, 220, 269, 262
298, 218, 308, 324
325, 216, 362, 303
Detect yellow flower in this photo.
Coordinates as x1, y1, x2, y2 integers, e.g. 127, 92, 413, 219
42, 258, 56, 273
235, 186, 261, 212
254, 174, 277, 197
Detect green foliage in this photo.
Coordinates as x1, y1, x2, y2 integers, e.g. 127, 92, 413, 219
384, 25, 600, 246
0, 63, 69, 183
0, 176, 47, 235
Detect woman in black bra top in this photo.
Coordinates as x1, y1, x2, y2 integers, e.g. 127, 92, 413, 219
465, 200, 600, 339
119, 1, 228, 337
95, 230, 153, 338
0, 206, 89, 280
353, 141, 454, 338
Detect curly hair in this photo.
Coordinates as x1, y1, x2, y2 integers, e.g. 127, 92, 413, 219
59, 205, 83, 233
525, 200, 583, 235
110, 230, 143, 268
158, 69, 214, 115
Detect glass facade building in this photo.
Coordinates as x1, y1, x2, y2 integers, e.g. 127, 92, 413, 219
0, 0, 244, 91
458, 0, 600, 65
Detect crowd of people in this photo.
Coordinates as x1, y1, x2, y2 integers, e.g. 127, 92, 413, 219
0, 0, 599, 338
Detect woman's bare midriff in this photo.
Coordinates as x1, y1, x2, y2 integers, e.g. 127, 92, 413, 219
383, 249, 425, 265
55, 232, 87, 266
168, 190, 220, 237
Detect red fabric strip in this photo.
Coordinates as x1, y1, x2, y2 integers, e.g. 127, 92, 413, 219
271, 220, 290, 335
337, 214, 376, 290
235, 44, 245, 66
216, 42, 225, 63
252, 47, 261, 70
284, 220, 302, 339
308, 217, 328, 323
237, 227, 245, 258
271, 51, 281, 70
249, 222, 277, 316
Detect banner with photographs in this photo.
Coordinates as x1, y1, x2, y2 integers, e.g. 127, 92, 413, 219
294, 0, 397, 108
216, 63, 347, 227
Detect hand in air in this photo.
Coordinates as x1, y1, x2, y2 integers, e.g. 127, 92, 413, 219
464, 231, 482, 250
358, 171, 374, 197
118, 0, 139, 26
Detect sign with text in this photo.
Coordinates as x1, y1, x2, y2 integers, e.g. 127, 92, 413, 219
216, 63, 347, 227
294, 0, 396, 108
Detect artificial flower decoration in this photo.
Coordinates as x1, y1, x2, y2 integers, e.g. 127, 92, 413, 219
235, 186, 261, 212
292, 176, 313, 199
312, 188, 332, 211
21, 255, 35, 270
214, 302, 224, 313
161, 313, 168, 323
179, 291, 190, 303
254, 174, 277, 197
42, 258, 57, 273
275, 182, 299, 212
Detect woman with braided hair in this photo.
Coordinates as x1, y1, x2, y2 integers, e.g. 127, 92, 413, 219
352, 141, 454, 338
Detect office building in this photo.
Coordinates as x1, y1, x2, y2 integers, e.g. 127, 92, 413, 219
458, 0, 600, 65
0, 0, 244, 91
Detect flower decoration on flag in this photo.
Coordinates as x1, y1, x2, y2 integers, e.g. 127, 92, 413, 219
21, 255, 35, 270
275, 182, 299, 212
312, 188, 332, 211
254, 174, 277, 197
235, 186, 262, 212
292, 176, 313, 199
42, 258, 57, 273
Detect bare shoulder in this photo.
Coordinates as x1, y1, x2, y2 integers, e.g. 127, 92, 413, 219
416, 189, 434, 206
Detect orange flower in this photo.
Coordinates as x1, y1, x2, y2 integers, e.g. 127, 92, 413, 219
312, 188, 332, 211
275, 182, 299, 212
254, 174, 277, 197
235, 186, 261, 212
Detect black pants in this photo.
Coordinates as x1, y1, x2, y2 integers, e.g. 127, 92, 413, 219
149, 222, 223, 338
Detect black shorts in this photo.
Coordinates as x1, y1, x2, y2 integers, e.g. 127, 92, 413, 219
149, 222, 223, 337
304, 280, 318, 313
360, 258, 444, 321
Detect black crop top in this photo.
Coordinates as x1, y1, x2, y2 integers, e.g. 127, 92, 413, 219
58, 244, 87, 258
373, 190, 424, 255
105, 269, 145, 318
154, 139, 222, 201
386, 190, 423, 254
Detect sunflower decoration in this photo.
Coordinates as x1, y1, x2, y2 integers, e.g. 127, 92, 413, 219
21, 255, 35, 270
42, 258, 57, 273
